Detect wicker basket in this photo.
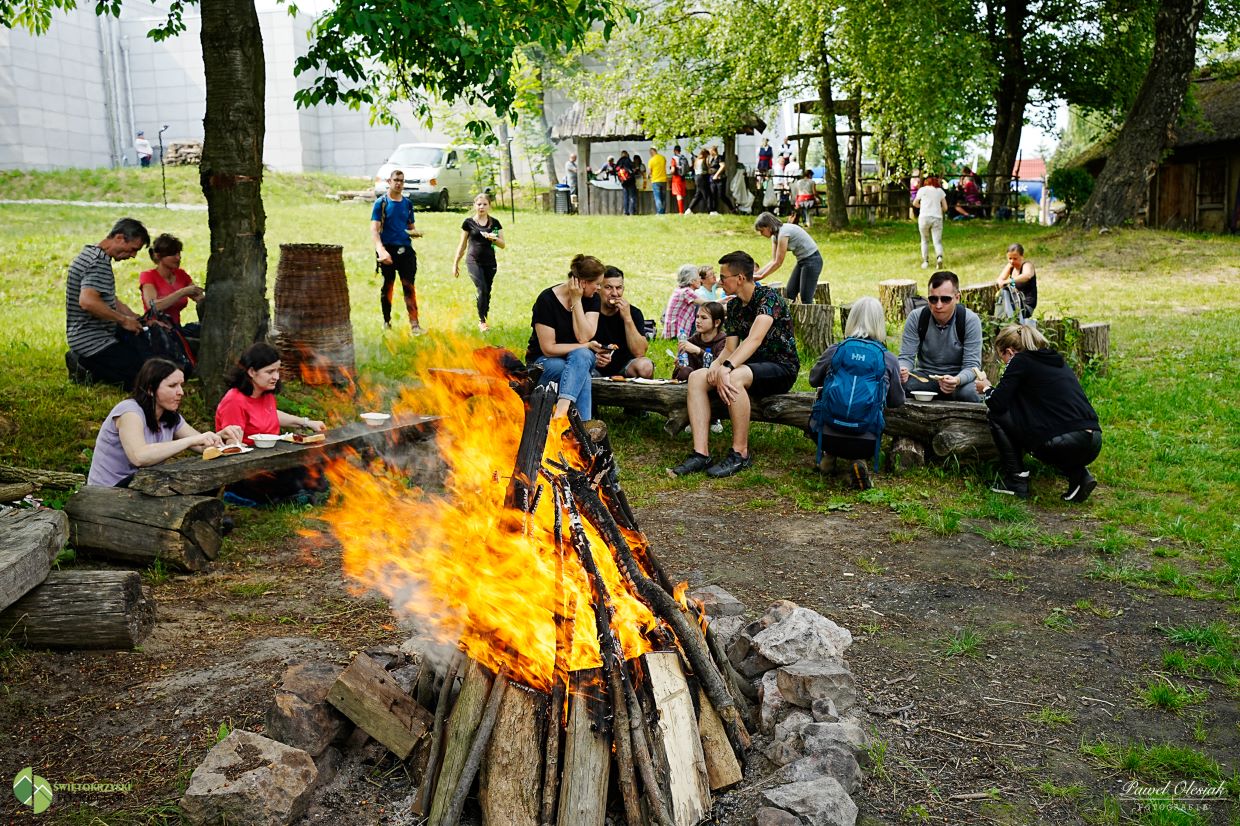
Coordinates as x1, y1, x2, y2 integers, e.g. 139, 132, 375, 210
270, 244, 355, 386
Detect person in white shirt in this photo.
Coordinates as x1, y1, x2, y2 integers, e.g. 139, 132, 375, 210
134, 131, 153, 168
912, 173, 948, 269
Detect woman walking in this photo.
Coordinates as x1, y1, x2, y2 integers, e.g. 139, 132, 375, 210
453, 193, 506, 332
912, 173, 947, 269
685, 149, 714, 215
753, 211, 823, 304
709, 146, 738, 214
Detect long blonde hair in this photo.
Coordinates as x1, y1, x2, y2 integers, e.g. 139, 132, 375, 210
993, 323, 1049, 354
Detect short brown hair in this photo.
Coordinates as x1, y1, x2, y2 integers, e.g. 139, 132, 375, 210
718, 250, 756, 280
928, 271, 959, 291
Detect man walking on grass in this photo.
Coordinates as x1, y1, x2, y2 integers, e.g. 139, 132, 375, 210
372, 170, 424, 333
66, 218, 151, 389
669, 250, 799, 479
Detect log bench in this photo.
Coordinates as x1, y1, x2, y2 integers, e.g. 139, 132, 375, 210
65, 487, 224, 572
128, 415, 440, 497
1, 507, 68, 612
591, 378, 996, 462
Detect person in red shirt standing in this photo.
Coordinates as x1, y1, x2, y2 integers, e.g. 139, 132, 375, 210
139, 234, 204, 333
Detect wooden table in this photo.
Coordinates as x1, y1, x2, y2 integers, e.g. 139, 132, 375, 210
129, 416, 440, 497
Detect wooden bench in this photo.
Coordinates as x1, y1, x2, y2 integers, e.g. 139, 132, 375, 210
591, 379, 995, 463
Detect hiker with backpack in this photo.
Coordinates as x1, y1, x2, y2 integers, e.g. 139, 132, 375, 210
808, 297, 905, 489
897, 271, 984, 401
977, 324, 1102, 502
371, 170, 424, 334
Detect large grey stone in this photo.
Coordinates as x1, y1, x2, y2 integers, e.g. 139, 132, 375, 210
759, 670, 793, 734
774, 751, 863, 795
811, 697, 840, 723
265, 662, 350, 758
709, 614, 749, 653
761, 777, 858, 826
180, 730, 318, 825
750, 608, 853, 670
756, 807, 803, 826
776, 661, 857, 712
765, 717, 868, 767
689, 584, 746, 618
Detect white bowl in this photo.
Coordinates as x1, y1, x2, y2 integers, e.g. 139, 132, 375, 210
360, 412, 391, 427
251, 433, 281, 448
910, 391, 937, 402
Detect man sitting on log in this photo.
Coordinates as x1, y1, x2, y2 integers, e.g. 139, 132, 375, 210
898, 270, 983, 402
668, 250, 799, 479
592, 266, 654, 379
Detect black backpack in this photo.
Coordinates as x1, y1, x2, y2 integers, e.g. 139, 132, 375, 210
141, 307, 196, 377
913, 302, 966, 345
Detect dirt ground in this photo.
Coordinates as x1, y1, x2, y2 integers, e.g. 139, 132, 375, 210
1, 485, 1236, 825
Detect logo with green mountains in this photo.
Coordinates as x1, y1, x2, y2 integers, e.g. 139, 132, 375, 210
13, 767, 54, 813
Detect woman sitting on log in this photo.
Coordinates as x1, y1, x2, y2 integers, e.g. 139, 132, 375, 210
525, 254, 607, 419
977, 324, 1101, 502
215, 342, 326, 445
87, 358, 241, 487
807, 297, 905, 490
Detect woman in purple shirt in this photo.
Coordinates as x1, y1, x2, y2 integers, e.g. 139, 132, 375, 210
87, 358, 242, 487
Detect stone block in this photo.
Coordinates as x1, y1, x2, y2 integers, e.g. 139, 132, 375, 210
689, 584, 746, 618
750, 608, 852, 670
265, 661, 350, 757
756, 806, 803, 826
776, 661, 857, 712
774, 750, 863, 795
761, 777, 858, 826
180, 730, 318, 826
709, 614, 748, 655
765, 718, 867, 768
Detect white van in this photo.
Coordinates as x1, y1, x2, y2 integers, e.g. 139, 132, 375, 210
373, 143, 491, 210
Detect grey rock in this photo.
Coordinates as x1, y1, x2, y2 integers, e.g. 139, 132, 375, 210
756, 806, 803, 826
759, 670, 796, 735
765, 718, 868, 767
181, 730, 318, 826
774, 750, 863, 795
776, 661, 857, 712
751, 608, 853, 670
265, 662, 350, 758
689, 584, 746, 618
390, 663, 420, 695
761, 777, 858, 826
709, 614, 749, 652
314, 746, 343, 786
811, 697, 840, 723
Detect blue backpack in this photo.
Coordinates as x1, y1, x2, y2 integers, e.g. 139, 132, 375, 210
809, 337, 889, 468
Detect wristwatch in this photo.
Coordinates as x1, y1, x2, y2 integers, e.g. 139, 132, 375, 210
722, 360, 734, 370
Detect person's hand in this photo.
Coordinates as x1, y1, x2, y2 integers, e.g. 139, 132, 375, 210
975, 370, 991, 395
303, 418, 326, 433
938, 375, 960, 395
193, 430, 225, 449
120, 315, 143, 335
612, 297, 631, 318
409, 227, 423, 239
899, 366, 910, 384
716, 367, 739, 405
452, 262, 460, 279
376, 246, 393, 266
595, 348, 613, 370
218, 425, 245, 445
566, 278, 585, 304
678, 340, 700, 356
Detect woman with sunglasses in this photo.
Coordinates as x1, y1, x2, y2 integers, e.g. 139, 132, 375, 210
977, 324, 1101, 502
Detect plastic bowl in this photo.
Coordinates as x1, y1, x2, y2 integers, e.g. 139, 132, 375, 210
251, 433, 281, 448
910, 391, 937, 402
360, 412, 391, 427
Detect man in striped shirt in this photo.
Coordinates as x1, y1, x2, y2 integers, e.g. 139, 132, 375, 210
66, 218, 151, 389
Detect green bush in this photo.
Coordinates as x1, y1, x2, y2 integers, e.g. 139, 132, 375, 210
1047, 166, 1095, 216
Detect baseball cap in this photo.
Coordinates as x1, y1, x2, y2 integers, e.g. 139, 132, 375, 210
137, 130, 145, 136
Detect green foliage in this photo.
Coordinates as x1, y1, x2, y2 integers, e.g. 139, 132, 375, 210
1028, 706, 1075, 726
1135, 677, 1208, 712
1048, 166, 1097, 217
941, 627, 983, 658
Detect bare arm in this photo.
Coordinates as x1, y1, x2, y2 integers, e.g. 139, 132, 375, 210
535, 323, 601, 358
117, 411, 222, 466
141, 283, 202, 313
489, 229, 506, 250
755, 236, 789, 280
81, 287, 141, 333
371, 219, 390, 264
277, 410, 325, 432
452, 229, 469, 276
619, 305, 647, 357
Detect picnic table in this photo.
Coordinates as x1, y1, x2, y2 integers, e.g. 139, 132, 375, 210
129, 415, 440, 497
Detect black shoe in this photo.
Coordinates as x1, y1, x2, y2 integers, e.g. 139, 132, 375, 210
1063, 470, 1097, 503
991, 471, 1030, 499
668, 452, 713, 478
852, 460, 873, 490
705, 450, 752, 478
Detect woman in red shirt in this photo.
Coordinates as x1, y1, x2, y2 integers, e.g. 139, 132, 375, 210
139, 234, 204, 330
215, 343, 325, 444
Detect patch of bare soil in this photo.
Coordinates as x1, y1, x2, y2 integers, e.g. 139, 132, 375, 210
2, 490, 1236, 825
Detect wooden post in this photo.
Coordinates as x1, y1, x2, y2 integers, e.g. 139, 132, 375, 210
64, 487, 224, 572
0, 569, 155, 649
1079, 322, 1110, 373
576, 137, 590, 215
428, 660, 493, 826
479, 683, 545, 826
959, 282, 999, 317
643, 652, 711, 826
790, 303, 836, 359
879, 279, 917, 324
837, 302, 853, 337
813, 282, 832, 306
556, 670, 610, 826
0, 508, 66, 612
326, 653, 432, 759
696, 688, 743, 791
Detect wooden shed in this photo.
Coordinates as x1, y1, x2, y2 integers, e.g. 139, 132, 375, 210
1078, 74, 1240, 233
550, 102, 650, 216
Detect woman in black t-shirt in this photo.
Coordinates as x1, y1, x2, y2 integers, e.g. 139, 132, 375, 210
526, 255, 607, 419
453, 193, 506, 332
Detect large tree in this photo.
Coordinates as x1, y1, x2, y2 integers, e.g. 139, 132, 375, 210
4, 0, 623, 403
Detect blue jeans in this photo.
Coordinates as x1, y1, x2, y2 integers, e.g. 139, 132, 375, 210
786, 251, 824, 304
535, 348, 596, 419
652, 182, 667, 214
622, 185, 638, 215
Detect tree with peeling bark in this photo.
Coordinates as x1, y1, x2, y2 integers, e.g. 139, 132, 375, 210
2, 0, 625, 404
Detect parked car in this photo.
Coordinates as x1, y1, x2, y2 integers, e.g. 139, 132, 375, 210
373, 143, 492, 210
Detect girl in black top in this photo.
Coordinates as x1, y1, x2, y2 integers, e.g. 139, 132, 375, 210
996, 242, 1037, 316
453, 193, 506, 332
979, 324, 1101, 502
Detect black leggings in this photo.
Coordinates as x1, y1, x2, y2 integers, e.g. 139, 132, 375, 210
687, 174, 714, 212
466, 257, 498, 323
990, 414, 1101, 480
711, 178, 737, 213
379, 245, 418, 325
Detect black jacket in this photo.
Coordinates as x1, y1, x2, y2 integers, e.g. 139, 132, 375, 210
986, 349, 1100, 450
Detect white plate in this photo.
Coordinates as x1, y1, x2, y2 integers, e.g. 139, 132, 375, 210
251, 434, 282, 448
628, 378, 677, 385
216, 445, 253, 456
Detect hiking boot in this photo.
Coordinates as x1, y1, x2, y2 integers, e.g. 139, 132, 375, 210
852, 460, 874, 490
705, 449, 752, 478
990, 471, 1030, 499
1063, 470, 1097, 503
668, 452, 713, 478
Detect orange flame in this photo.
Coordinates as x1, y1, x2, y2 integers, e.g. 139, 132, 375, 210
318, 334, 659, 692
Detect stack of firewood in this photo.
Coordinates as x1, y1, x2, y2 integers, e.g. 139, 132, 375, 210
164, 140, 203, 166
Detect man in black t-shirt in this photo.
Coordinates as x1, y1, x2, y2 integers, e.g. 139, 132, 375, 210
592, 267, 653, 378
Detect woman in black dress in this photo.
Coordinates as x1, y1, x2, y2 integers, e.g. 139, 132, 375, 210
453, 192, 506, 332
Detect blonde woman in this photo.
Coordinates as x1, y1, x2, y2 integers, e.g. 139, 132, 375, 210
453, 193, 506, 332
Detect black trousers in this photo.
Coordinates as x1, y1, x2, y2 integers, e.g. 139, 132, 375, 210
711, 178, 737, 213
76, 330, 150, 390
466, 257, 498, 322
990, 412, 1101, 481
687, 174, 714, 212
379, 244, 418, 325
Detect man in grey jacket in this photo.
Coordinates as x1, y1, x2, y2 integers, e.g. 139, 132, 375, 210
897, 271, 983, 402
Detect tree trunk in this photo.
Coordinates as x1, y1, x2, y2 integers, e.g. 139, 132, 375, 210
846, 90, 862, 201
64, 487, 224, 572
497, 119, 516, 189
197, 0, 269, 409
985, 0, 1028, 212
0, 570, 156, 650
0, 508, 66, 612
816, 49, 849, 230
538, 71, 559, 188
1077, 0, 1205, 228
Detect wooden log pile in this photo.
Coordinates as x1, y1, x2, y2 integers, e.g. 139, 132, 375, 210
0, 569, 155, 649
163, 140, 203, 166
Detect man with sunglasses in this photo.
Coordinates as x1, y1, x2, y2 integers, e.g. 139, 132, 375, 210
897, 271, 983, 401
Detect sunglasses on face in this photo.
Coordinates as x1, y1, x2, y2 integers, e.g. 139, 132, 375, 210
927, 295, 956, 305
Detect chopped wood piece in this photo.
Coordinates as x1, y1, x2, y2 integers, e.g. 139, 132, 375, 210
888, 436, 926, 471
428, 660, 493, 825
697, 688, 743, 791
479, 682, 545, 826
326, 653, 432, 760
0, 569, 154, 649
64, 487, 223, 572
1079, 322, 1110, 372
0, 508, 66, 612
556, 670, 610, 826
0, 482, 35, 503
813, 282, 832, 306
413, 653, 461, 817
441, 672, 509, 826
643, 652, 712, 826
959, 282, 999, 317
0, 465, 84, 490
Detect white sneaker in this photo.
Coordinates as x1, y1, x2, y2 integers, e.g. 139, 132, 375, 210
709, 211, 720, 216
710, 420, 724, 434
921, 260, 929, 269
411, 324, 426, 336
684, 209, 693, 215
936, 256, 943, 268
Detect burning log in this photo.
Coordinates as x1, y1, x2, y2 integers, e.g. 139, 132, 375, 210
412, 652, 461, 817
479, 682, 545, 826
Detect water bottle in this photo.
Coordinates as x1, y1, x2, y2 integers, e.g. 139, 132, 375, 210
702, 349, 714, 369
676, 330, 690, 368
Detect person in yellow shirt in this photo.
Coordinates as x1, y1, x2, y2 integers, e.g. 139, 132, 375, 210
648, 146, 669, 215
